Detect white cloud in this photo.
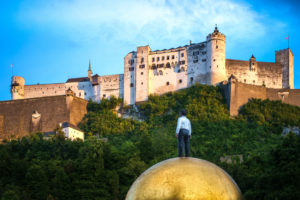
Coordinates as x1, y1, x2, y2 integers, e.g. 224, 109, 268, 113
18, 0, 282, 45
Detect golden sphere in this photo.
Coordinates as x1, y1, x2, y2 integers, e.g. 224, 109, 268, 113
126, 157, 243, 200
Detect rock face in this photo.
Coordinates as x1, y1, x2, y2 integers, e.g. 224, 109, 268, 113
126, 157, 243, 200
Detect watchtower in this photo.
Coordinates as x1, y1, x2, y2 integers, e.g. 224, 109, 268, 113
206, 26, 226, 85
11, 76, 25, 100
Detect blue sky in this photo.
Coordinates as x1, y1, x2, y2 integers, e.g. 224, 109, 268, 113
0, 0, 299, 101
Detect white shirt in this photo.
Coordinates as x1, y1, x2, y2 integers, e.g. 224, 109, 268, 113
176, 116, 191, 135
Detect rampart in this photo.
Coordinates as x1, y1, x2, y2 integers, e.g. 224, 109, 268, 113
223, 77, 300, 116
0, 95, 88, 140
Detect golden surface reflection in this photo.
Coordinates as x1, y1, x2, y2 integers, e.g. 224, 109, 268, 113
126, 157, 243, 200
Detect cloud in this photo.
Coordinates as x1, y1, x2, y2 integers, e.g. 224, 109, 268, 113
17, 0, 283, 45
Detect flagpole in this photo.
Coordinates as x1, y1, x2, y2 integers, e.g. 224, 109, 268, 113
288, 35, 290, 49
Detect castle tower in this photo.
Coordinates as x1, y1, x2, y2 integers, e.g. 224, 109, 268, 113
135, 46, 151, 103
88, 60, 93, 80
249, 54, 257, 71
206, 26, 226, 85
11, 76, 25, 100
275, 48, 294, 89
123, 51, 137, 105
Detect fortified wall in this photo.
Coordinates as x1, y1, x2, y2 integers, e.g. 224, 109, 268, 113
223, 76, 300, 116
0, 91, 88, 140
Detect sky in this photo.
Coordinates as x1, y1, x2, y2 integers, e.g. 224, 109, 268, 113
0, 0, 299, 101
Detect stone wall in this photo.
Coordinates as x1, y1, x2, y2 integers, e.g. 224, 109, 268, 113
0, 95, 88, 139
24, 82, 94, 101
223, 77, 300, 116
226, 59, 283, 89
99, 74, 124, 100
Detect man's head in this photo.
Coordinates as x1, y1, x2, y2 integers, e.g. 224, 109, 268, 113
180, 109, 187, 116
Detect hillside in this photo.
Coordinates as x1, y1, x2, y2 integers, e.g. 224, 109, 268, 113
1, 84, 300, 200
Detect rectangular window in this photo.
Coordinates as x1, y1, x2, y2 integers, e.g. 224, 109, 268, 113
181, 53, 184, 57
129, 67, 134, 71
180, 61, 185, 65
157, 57, 160, 61
152, 57, 155, 62
130, 83, 134, 87
193, 51, 199, 56
139, 65, 145, 69
162, 56, 165, 60
202, 59, 206, 62
202, 51, 206, 55
167, 56, 170, 60
193, 59, 198, 63
172, 55, 175, 59
141, 57, 144, 63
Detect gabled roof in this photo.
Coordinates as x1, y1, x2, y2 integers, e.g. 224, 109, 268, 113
66, 77, 90, 83
62, 122, 83, 132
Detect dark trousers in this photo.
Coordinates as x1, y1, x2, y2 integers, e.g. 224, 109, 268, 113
178, 130, 190, 157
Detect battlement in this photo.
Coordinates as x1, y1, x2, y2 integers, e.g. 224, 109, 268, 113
206, 26, 226, 41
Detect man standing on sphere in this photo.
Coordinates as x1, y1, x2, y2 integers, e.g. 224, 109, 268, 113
176, 109, 192, 157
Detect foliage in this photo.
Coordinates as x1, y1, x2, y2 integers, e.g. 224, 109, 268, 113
1, 85, 300, 199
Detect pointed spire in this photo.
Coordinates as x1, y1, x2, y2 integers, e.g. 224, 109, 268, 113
214, 24, 219, 33
88, 59, 92, 71
251, 54, 255, 59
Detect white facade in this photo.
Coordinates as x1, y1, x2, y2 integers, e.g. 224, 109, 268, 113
11, 27, 294, 105
62, 126, 84, 141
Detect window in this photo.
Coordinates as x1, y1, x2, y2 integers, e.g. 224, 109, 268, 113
167, 56, 170, 60
103, 94, 106, 98
130, 83, 134, 87
253, 80, 255, 84
179, 79, 182, 83
216, 45, 218, 49
152, 57, 155, 62
193, 59, 198, 63
244, 79, 246, 83
166, 81, 170, 86
202, 51, 206, 55
79, 92, 81, 97
159, 70, 163, 75
190, 77, 194, 83
172, 55, 175, 59
85, 92, 87, 95
139, 65, 145, 68
141, 72, 144, 75
141, 57, 144, 63
157, 57, 160, 61
202, 59, 207, 62
166, 62, 171, 68
162, 56, 165, 61
213, 59, 216, 62
141, 82, 143, 85
181, 67, 185, 72
181, 53, 184, 57
129, 67, 134, 71
180, 60, 185, 65
193, 51, 199, 56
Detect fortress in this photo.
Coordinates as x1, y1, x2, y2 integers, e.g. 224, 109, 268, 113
10, 27, 294, 104
1, 27, 299, 140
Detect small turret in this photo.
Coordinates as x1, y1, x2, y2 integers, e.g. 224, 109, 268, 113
11, 76, 25, 100
249, 54, 257, 72
88, 60, 93, 80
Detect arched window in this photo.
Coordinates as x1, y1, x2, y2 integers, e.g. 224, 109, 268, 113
166, 62, 171, 68
159, 70, 163, 75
